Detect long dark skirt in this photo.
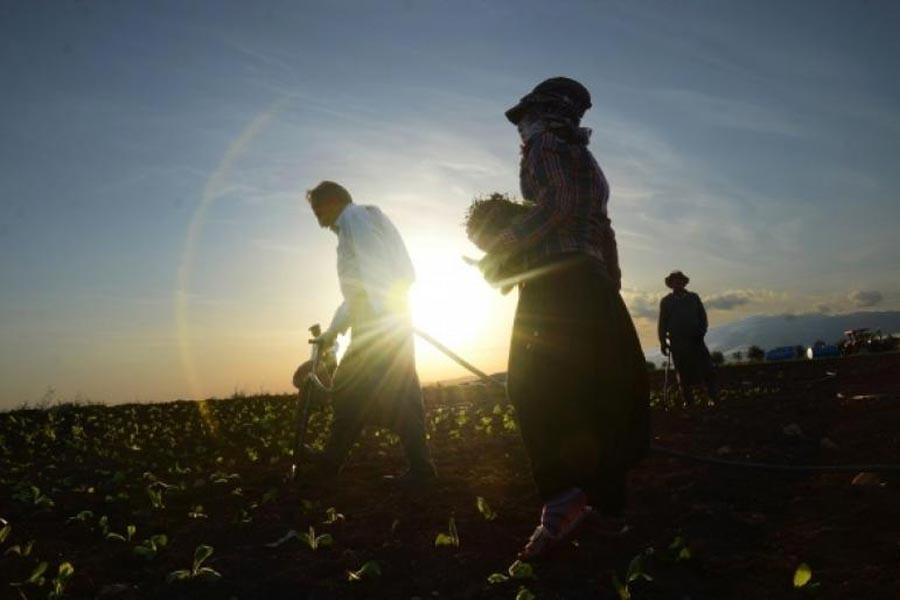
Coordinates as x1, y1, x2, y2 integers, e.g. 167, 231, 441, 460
507, 255, 649, 515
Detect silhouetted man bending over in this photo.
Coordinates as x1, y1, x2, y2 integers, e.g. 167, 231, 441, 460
658, 270, 718, 406
306, 181, 436, 483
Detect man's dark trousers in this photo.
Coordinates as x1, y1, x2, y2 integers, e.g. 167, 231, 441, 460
321, 318, 433, 475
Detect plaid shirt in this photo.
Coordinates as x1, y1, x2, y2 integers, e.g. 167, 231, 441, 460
495, 130, 621, 285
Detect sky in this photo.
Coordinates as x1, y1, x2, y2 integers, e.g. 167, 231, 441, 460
1, 0, 899, 409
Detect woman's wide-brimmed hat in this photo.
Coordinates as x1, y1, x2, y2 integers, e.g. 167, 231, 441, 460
505, 77, 592, 125
664, 270, 690, 288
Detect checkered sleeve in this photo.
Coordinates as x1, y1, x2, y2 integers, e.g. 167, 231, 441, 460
493, 133, 576, 254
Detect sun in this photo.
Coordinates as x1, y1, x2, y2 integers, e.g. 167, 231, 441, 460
409, 245, 495, 356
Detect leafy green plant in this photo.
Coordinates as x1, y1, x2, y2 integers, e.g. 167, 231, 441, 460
347, 560, 381, 582
166, 544, 221, 583
265, 527, 333, 551
434, 517, 460, 548
793, 562, 820, 591
9, 560, 48, 595
515, 587, 536, 600
476, 496, 497, 521
612, 547, 654, 599
0, 517, 10, 544
793, 562, 811, 588
134, 534, 168, 560
66, 510, 94, 525
664, 536, 691, 562
323, 507, 345, 524
5, 539, 35, 557
502, 409, 518, 432
13, 485, 54, 509
146, 484, 166, 509
48, 562, 74, 600
487, 559, 535, 584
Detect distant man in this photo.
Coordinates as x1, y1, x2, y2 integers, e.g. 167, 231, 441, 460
658, 270, 718, 405
305, 181, 436, 483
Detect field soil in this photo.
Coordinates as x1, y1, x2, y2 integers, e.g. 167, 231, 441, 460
1, 352, 899, 599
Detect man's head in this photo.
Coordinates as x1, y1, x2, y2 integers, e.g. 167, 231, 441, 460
665, 270, 690, 292
306, 180, 352, 228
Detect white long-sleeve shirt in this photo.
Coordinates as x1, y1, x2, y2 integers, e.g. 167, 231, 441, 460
326, 203, 415, 335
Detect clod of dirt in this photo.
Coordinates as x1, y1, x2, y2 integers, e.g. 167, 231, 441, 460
96, 584, 135, 599
782, 423, 805, 438
851, 472, 884, 487
819, 437, 839, 450
716, 445, 732, 456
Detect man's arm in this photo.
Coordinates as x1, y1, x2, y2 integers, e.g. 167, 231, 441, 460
316, 301, 350, 348
658, 296, 669, 348
327, 302, 350, 336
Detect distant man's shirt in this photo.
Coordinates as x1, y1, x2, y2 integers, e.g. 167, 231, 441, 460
658, 291, 708, 345
327, 203, 415, 336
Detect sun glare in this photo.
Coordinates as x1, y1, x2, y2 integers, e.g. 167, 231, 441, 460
410, 246, 494, 358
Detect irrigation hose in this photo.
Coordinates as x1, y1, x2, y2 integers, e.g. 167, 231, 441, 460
412, 328, 900, 475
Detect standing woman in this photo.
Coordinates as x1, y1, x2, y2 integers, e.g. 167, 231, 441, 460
482, 77, 649, 559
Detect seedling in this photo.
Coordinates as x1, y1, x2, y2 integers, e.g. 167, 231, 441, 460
13, 485, 54, 509
146, 484, 166, 509
323, 507, 345, 524
134, 534, 168, 560
9, 561, 48, 596
793, 562, 820, 590
0, 518, 10, 543
166, 544, 222, 583
487, 559, 535, 584
347, 560, 381, 582
5, 539, 35, 557
476, 497, 497, 521
664, 536, 692, 562
48, 562, 74, 600
612, 547, 654, 599
434, 517, 460, 548
265, 526, 333, 551
66, 510, 94, 525
515, 587, 536, 600
209, 471, 239, 484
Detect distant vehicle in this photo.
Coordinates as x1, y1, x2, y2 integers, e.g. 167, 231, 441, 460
765, 346, 803, 361
807, 341, 841, 359
838, 328, 899, 355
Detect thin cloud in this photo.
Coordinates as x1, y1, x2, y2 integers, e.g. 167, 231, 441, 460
621, 289, 664, 320
848, 290, 883, 307
654, 88, 804, 138
705, 292, 752, 310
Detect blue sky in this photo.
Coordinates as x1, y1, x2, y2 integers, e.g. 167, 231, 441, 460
1, 0, 899, 408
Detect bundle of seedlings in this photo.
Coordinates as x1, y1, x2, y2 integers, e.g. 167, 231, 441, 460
464, 192, 532, 252
464, 193, 534, 289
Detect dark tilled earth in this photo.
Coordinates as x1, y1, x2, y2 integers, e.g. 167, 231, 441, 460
1, 353, 898, 599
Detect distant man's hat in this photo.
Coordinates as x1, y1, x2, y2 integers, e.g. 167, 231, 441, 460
665, 270, 690, 288
505, 77, 592, 125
